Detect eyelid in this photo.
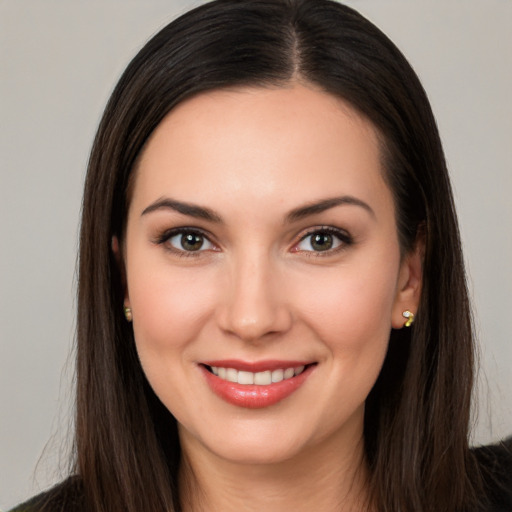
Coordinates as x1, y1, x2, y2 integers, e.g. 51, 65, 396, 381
291, 226, 353, 255
153, 226, 219, 256
152, 225, 352, 257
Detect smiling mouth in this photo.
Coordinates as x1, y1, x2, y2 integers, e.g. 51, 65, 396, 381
204, 364, 308, 385
200, 361, 316, 408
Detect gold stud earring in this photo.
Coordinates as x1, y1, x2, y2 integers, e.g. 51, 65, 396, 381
124, 306, 133, 322
402, 310, 414, 327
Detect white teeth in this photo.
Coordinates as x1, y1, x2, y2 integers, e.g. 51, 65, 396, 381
254, 370, 272, 385
284, 367, 295, 379
238, 371, 254, 385
294, 365, 305, 375
209, 365, 307, 385
226, 368, 238, 383
271, 369, 284, 383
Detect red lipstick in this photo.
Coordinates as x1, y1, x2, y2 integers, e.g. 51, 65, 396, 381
200, 360, 315, 409
202, 359, 310, 372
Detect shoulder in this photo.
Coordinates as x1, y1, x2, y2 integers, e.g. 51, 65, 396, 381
8, 443, 512, 512
472, 436, 512, 512
9, 477, 84, 512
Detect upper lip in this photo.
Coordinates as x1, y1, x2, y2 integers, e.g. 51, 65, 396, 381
201, 359, 315, 372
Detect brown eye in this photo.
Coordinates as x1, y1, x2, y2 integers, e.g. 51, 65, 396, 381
167, 231, 214, 252
181, 233, 204, 251
310, 233, 333, 251
295, 228, 351, 253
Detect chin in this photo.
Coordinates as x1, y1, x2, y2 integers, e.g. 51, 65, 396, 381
210, 437, 307, 466
179, 416, 316, 466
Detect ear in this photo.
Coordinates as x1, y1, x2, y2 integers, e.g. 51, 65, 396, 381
391, 238, 424, 329
112, 236, 130, 307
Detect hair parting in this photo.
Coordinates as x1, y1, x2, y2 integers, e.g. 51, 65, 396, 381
70, 1, 484, 511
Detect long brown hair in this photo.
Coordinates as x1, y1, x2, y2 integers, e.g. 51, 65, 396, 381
74, 1, 481, 510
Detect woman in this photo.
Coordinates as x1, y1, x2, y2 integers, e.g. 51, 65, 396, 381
12, 0, 511, 511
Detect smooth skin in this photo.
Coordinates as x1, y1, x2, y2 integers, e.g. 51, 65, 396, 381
116, 84, 422, 512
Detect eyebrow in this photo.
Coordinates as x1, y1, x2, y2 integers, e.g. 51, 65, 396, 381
141, 195, 375, 223
141, 197, 223, 223
285, 196, 375, 223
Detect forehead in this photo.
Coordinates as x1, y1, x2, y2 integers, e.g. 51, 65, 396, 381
131, 84, 392, 220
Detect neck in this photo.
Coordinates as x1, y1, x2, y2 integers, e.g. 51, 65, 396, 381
178, 427, 371, 512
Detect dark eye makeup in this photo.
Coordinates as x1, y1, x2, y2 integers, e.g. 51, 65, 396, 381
153, 228, 216, 257
152, 225, 353, 258
292, 226, 353, 256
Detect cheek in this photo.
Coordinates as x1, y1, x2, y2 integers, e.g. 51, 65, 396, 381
293, 252, 399, 357
290, 255, 399, 427
125, 259, 221, 418
126, 258, 217, 356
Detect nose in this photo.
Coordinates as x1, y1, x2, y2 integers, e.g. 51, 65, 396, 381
216, 254, 292, 343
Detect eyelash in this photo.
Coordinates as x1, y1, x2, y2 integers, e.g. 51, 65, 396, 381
153, 226, 353, 258
293, 226, 353, 257
153, 228, 215, 258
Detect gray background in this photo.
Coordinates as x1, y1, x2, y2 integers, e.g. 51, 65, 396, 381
1, 0, 511, 509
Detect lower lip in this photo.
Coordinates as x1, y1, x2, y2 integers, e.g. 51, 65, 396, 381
200, 365, 315, 409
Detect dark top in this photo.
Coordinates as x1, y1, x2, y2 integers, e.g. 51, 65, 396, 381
10, 437, 512, 512
473, 437, 512, 512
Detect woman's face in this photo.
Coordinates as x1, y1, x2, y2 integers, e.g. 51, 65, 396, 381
121, 85, 421, 465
